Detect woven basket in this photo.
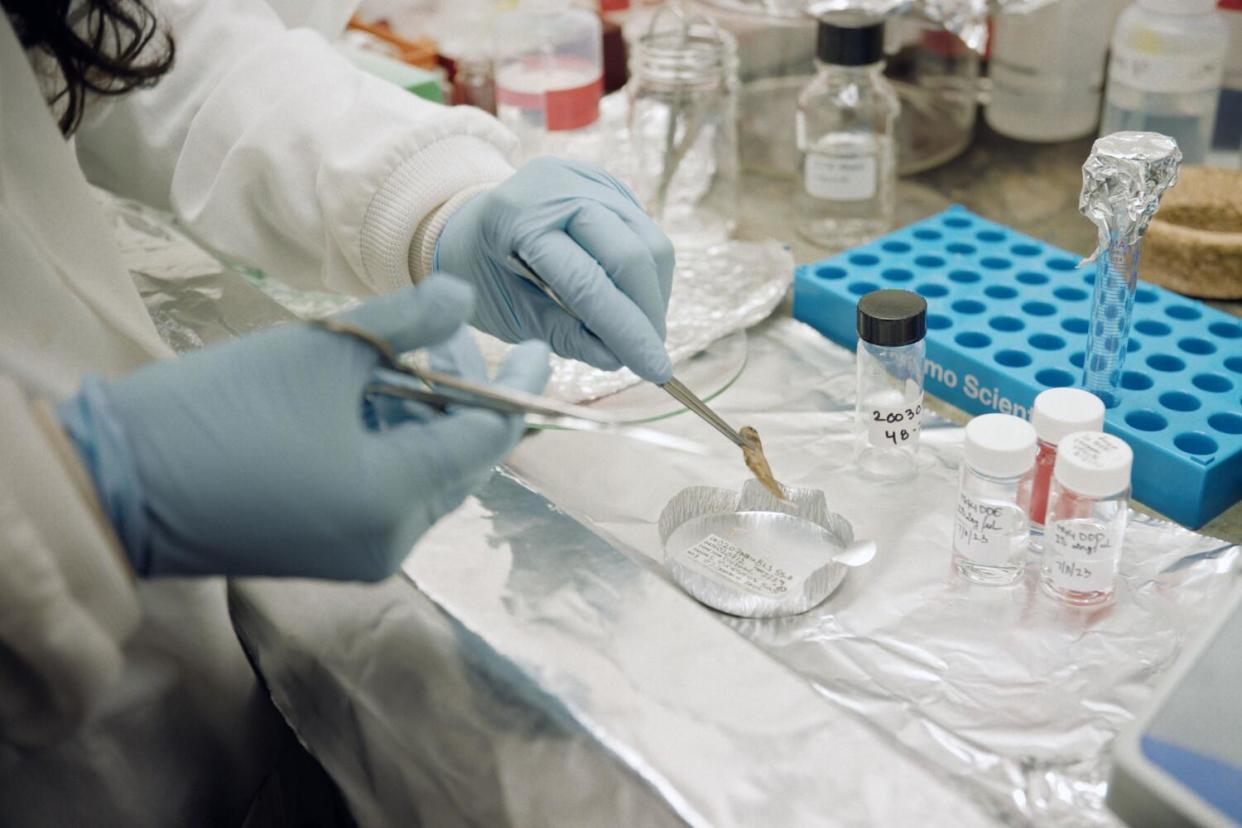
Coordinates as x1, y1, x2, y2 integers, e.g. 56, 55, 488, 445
1141, 165, 1242, 299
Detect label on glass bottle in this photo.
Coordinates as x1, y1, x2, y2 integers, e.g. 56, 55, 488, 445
866, 398, 923, 448
953, 494, 1019, 566
680, 534, 793, 597
1045, 518, 1118, 593
1108, 48, 1224, 95
804, 153, 877, 201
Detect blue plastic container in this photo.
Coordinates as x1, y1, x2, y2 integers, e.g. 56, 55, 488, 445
793, 205, 1242, 529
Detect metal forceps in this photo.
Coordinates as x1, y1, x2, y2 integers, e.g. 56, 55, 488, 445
313, 318, 709, 455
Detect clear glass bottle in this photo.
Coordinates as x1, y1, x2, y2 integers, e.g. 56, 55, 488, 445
493, 0, 603, 160
854, 289, 926, 481
1040, 432, 1132, 606
627, 13, 739, 245
1100, 0, 1228, 164
1021, 388, 1107, 544
796, 16, 900, 249
986, 0, 1127, 142
952, 414, 1037, 586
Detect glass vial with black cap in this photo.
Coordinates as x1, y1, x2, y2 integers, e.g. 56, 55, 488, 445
855, 289, 926, 480
796, 15, 899, 249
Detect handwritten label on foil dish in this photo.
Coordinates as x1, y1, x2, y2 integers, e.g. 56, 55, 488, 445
680, 534, 794, 597
1047, 519, 1117, 593
953, 494, 1016, 566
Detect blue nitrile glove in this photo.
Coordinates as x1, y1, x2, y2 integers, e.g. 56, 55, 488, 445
436, 156, 676, 384
57, 275, 550, 581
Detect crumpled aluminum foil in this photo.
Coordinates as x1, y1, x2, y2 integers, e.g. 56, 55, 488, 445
658, 480, 863, 617
1079, 131, 1183, 265
805, 0, 1062, 53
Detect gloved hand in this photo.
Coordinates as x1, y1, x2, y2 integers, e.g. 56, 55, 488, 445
436, 156, 676, 384
58, 275, 550, 581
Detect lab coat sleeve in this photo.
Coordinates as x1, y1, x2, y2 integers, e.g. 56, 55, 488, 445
74, 0, 518, 296
0, 378, 141, 747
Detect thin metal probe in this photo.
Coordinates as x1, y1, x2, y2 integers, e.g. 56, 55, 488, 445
506, 253, 752, 450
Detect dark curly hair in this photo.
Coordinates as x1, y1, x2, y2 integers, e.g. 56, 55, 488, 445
3, 0, 174, 135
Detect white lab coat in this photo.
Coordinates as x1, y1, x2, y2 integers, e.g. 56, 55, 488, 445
0, 0, 516, 823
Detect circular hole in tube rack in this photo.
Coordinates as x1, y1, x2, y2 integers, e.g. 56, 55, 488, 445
881, 240, 911, 253
927, 314, 952, 330
1226, 356, 1242, 375
1054, 287, 1088, 302
915, 255, 946, 269
1134, 288, 1158, 304
1047, 258, 1077, 271
944, 216, 972, 228
1023, 301, 1056, 317
882, 268, 914, 283
990, 315, 1025, 332
1120, 371, 1151, 390
949, 269, 981, 284
1062, 318, 1089, 335
1070, 352, 1085, 368
916, 283, 948, 298
1147, 354, 1186, 373
914, 228, 943, 241
1125, 410, 1167, 432
849, 253, 880, 267
985, 285, 1018, 300
1017, 271, 1049, 286
1166, 305, 1202, 321
1134, 319, 1171, 336
946, 242, 976, 255
981, 257, 1012, 270
1083, 272, 1096, 286
1029, 334, 1065, 351
849, 281, 880, 296
815, 266, 847, 280
1178, 337, 1217, 356
955, 332, 991, 349
977, 230, 1006, 243
1159, 391, 1200, 412
995, 349, 1032, 368
1208, 413, 1242, 435
1192, 373, 1233, 393
1174, 432, 1218, 456
952, 299, 986, 315
1011, 243, 1041, 257
1035, 369, 1075, 388
1128, 338, 1142, 354
1208, 321, 1242, 339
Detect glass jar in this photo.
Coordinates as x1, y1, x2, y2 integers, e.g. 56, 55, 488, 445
854, 289, 926, 481
627, 12, 739, 245
952, 414, 1037, 586
1022, 388, 1107, 542
796, 16, 900, 249
1040, 431, 1133, 606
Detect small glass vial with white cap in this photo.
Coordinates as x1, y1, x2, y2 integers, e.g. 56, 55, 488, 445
1023, 388, 1107, 542
1040, 432, 1133, 606
952, 414, 1037, 585
854, 289, 927, 480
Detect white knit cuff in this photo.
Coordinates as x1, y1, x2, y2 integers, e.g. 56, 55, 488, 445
407, 183, 495, 282
360, 135, 514, 291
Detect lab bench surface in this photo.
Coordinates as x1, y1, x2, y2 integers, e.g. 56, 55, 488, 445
738, 123, 1242, 544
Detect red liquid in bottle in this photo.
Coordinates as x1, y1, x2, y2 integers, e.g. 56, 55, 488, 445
1025, 439, 1058, 528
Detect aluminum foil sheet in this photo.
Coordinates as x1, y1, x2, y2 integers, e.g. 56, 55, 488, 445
505, 317, 1241, 827
658, 480, 868, 617
1079, 131, 1183, 264
101, 191, 300, 352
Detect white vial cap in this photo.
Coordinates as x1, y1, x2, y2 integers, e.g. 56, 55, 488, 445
964, 414, 1037, 478
1054, 432, 1133, 498
1030, 388, 1106, 446
1138, 0, 1217, 14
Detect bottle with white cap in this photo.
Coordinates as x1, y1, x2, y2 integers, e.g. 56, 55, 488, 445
1023, 388, 1107, 539
1099, 0, 1228, 164
1040, 432, 1133, 606
952, 414, 1037, 585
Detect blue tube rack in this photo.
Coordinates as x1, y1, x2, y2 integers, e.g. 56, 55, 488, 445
793, 205, 1242, 529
